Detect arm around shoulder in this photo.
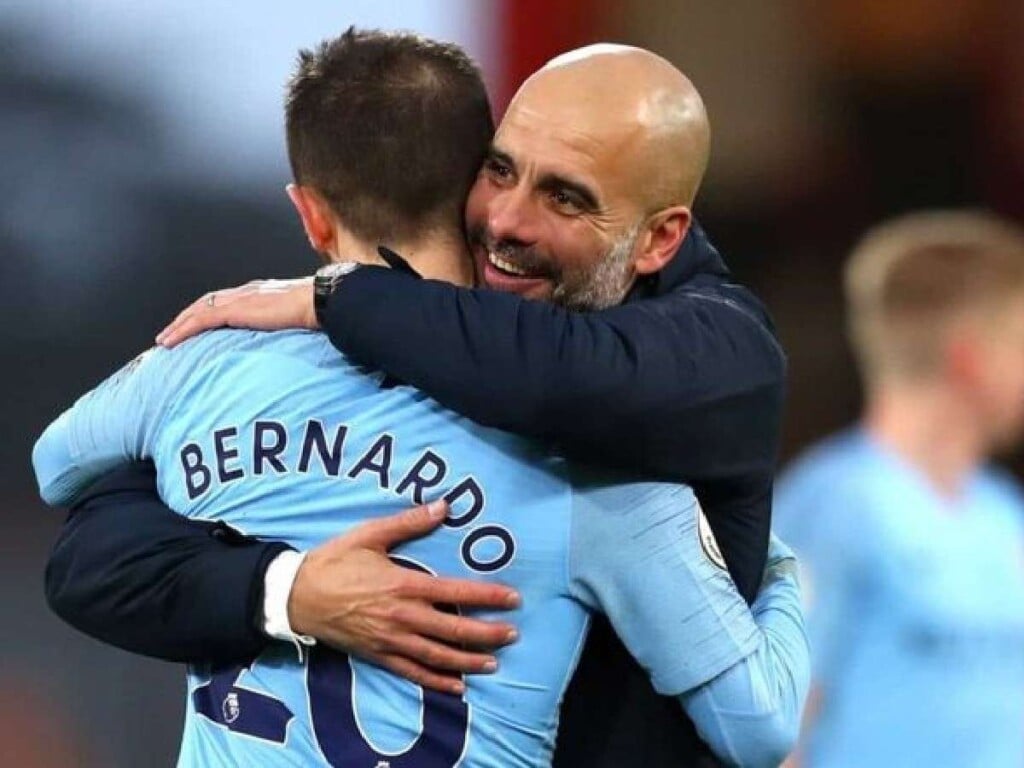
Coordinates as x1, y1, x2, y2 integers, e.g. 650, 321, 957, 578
326, 268, 785, 480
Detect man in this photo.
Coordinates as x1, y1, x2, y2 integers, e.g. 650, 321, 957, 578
44, 35, 786, 766
35, 29, 808, 767
775, 211, 1024, 767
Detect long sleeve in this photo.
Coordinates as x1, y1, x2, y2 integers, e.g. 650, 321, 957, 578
323, 268, 785, 485
45, 462, 290, 663
568, 479, 763, 695
568, 473, 809, 767
323, 262, 784, 604
678, 540, 810, 767
33, 331, 245, 507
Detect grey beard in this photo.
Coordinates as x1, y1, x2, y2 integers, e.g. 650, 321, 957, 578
551, 223, 642, 311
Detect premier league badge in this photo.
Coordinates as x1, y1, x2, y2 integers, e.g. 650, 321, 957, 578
222, 692, 241, 724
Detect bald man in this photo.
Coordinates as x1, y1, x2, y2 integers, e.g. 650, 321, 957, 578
460, 45, 711, 311
46, 41, 787, 767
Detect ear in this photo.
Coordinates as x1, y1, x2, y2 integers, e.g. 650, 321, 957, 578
945, 323, 983, 389
286, 184, 336, 254
634, 206, 692, 276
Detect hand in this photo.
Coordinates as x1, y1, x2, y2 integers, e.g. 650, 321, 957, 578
155, 277, 317, 348
288, 500, 520, 695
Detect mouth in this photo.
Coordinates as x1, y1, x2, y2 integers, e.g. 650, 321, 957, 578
475, 246, 553, 296
487, 251, 534, 278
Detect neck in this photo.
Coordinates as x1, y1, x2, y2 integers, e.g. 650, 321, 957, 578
864, 379, 984, 499
327, 226, 473, 287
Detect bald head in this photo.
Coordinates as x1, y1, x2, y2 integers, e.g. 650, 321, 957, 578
465, 44, 708, 308
509, 44, 710, 207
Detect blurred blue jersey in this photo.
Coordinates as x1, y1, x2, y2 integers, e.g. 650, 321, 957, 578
35, 329, 766, 767
775, 428, 1024, 768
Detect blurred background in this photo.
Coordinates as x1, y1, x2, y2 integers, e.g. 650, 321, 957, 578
5, 0, 1024, 764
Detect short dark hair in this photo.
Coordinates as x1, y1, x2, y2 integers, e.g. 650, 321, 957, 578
285, 27, 494, 244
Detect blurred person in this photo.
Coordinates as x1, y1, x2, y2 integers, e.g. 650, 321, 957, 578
775, 210, 1024, 767
35, 30, 807, 768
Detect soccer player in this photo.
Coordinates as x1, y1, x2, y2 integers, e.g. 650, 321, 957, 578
34, 29, 808, 768
775, 211, 1024, 767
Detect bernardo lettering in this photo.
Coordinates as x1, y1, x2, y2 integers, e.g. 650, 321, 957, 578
178, 418, 514, 573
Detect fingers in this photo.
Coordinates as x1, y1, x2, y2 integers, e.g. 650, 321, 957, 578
157, 308, 218, 348
156, 294, 230, 348
391, 602, 518, 649
385, 632, 498, 675
344, 500, 450, 550
412, 573, 521, 610
376, 654, 466, 696
155, 279, 314, 348
156, 288, 263, 347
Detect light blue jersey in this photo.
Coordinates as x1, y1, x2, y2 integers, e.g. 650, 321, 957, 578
775, 428, 1024, 768
34, 329, 794, 767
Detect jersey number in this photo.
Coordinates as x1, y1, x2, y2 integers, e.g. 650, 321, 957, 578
193, 559, 470, 766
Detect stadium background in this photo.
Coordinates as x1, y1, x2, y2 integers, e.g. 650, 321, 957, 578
4, 0, 1023, 763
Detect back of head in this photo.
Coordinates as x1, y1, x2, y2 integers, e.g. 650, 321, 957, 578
286, 28, 494, 244
845, 210, 1024, 386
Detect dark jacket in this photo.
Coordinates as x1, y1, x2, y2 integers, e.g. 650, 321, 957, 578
44, 223, 785, 767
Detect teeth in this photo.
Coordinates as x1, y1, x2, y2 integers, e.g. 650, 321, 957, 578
488, 251, 530, 277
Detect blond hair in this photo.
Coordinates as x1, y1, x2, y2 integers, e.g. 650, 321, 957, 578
845, 210, 1024, 384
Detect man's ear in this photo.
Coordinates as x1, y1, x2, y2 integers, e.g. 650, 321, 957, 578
946, 325, 982, 389
634, 206, 691, 276
286, 184, 335, 254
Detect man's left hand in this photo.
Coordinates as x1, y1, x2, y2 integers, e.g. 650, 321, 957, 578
156, 278, 316, 348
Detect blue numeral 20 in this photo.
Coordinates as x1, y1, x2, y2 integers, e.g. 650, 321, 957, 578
194, 559, 470, 764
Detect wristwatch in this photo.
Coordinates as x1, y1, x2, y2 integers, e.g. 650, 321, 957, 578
314, 261, 361, 327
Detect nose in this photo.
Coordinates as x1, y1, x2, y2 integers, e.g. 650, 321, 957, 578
487, 186, 538, 246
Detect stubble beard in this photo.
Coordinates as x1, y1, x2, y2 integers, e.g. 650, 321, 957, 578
551, 223, 642, 311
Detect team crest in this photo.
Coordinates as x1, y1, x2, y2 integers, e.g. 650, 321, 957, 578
696, 502, 727, 571
222, 692, 241, 724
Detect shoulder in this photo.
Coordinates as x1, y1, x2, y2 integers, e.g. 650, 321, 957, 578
568, 469, 703, 568
777, 429, 874, 498
156, 328, 356, 379
775, 429, 889, 552
567, 470, 727, 601
569, 466, 698, 520
614, 278, 787, 397
976, 466, 1024, 529
167, 327, 332, 361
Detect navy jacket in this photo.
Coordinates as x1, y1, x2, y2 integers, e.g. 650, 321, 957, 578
44, 223, 785, 767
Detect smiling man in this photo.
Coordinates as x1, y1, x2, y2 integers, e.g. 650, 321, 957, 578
467, 46, 707, 311
44, 40, 787, 767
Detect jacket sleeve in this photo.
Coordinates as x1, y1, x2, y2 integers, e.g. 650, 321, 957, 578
323, 269, 785, 484
323, 268, 784, 604
45, 462, 291, 663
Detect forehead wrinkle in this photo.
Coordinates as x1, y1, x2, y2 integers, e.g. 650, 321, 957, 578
509, 45, 711, 206
499, 103, 644, 208
497, 115, 602, 183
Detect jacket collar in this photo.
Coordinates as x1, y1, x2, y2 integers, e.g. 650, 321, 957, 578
626, 219, 730, 301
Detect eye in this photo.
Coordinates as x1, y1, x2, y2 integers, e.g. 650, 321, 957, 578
550, 189, 583, 213
484, 157, 513, 182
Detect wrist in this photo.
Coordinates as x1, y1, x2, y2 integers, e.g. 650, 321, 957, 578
285, 549, 320, 638
314, 262, 361, 329
263, 550, 316, 654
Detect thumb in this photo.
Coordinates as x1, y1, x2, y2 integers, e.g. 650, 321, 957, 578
345, 499, 449, 551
